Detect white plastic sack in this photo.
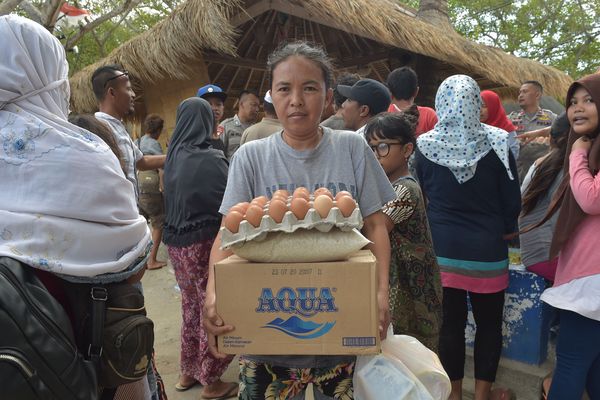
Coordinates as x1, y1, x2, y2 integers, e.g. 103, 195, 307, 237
230, 228, 370, 263
354, 354, 433, 400
381, 327, 451, 400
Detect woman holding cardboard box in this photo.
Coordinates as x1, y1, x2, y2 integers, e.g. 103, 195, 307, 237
203, 41, 397, 399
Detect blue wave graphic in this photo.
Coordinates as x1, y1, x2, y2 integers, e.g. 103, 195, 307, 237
262, 316, 336, 339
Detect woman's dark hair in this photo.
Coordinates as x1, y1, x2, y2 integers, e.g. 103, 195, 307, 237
267, 41, 334, 90
69, 114, 125, 171
521, 113, 570, 215
363, 106, 420, 148
143, 113, 164, 137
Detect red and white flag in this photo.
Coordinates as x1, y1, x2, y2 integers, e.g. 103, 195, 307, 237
57, 3, 89, 28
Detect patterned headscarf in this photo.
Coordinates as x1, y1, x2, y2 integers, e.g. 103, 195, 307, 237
0, 15, 150, 279
417, 75, 513, 183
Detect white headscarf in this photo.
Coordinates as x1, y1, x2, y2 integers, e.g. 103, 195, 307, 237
0, 15, 150, 278
417, 75, 514, 184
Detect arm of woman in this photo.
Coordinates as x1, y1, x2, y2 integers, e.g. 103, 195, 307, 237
204, 225, 235, 358
362, 210, 391, 340
501, 152, 522, 236
570, 140, 600, 214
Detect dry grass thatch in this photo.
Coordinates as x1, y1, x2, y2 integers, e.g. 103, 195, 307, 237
69, 0, 241, 113
300, 0, 571, 97
70, 0, 572, 113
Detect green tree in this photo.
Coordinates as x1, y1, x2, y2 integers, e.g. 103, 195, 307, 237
401, 0, 599, 78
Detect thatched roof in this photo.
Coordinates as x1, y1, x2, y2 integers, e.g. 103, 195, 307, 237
70, 0, 239, 113
70, 0, 572, 114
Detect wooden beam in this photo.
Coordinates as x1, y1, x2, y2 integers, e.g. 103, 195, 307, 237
212, 64, 226, 82
268, 0, 381, 43
205, 53, 267, 71
244, 69, 255, 90
230, 0, 272, 27
226, 67, 242, 93
336, 51, 393, 69
259, 70, 267, 97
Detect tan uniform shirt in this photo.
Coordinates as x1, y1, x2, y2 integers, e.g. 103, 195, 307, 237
508, 108, 557, 181
240, 118, 282, 145
218, 114, 252, 159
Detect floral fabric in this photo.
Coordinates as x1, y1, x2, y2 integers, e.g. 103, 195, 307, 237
383, 177, 443, 352
416, 75, 513, 184
0, 15, 150, 279
238, 358, 354, 400
168, 239, 233, 385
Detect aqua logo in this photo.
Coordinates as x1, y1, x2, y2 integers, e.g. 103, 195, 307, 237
262, 316, 336, 339
256, 287, 338, 318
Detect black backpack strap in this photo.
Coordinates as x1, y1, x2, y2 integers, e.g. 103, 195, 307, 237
89, 286, 107, 366
100, 387, 117, 400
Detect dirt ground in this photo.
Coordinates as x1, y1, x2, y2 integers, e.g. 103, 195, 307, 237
142, 244, 239, 400
143, 244, 317, 400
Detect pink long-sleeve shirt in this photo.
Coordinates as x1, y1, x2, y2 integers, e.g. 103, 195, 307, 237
553, 148, 600, 287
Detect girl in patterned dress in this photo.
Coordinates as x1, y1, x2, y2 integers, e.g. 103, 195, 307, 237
364, 110, 443, 352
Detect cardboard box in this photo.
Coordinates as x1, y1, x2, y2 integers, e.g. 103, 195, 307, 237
215, 250, 380, 355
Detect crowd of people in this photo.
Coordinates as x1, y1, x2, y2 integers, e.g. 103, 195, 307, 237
1, 13, 599, 400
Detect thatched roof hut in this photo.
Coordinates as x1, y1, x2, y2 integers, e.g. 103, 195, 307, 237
70, 0, 572, 136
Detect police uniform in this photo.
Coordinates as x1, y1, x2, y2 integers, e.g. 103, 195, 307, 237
508, 108, 556, 134
218, 114, 252, 159
508, 108, 557, 182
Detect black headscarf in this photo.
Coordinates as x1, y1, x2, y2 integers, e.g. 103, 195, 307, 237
162, 97, 229, 247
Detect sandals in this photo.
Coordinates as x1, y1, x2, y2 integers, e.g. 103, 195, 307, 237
490, 388, 517, 400
201, 382, 239, 400
541, 372, 552, 400
174, 379, 200, 392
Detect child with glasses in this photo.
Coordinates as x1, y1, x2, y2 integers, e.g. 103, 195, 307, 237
364, 109, 443, 352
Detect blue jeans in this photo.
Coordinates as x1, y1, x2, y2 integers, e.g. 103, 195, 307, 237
548, 309, 600, 399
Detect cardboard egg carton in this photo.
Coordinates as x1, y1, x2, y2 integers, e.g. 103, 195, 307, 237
220, 205, 364, 249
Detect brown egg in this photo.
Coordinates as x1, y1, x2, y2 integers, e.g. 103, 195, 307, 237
268, 199, 288, 223
293, 187, 310, 201
271, 193, 289, 203
251, 196, 268, 208
273, 189, 290, 199
223, 211, 244, 233
245, 205, 264, 227
229, 202, 250, 215
290, 197, 310, 220
336, 195, 356, 217
335, 190, 353, 201
314, 194, 333, 218
314, 187, 333, 199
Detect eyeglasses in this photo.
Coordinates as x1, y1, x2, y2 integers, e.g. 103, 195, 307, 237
103, 70, 129, 88
369, 141, 404, 157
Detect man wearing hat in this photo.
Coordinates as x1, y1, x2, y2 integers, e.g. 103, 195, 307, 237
197, 84, 227, 152
338, 78, 392, 136
218, 90, 260, 159
240, 90, 282, 145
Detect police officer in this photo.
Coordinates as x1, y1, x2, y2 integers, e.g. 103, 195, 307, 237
218, 90, 259, 159
197, 84, 227, 153
508, 80, 557, 181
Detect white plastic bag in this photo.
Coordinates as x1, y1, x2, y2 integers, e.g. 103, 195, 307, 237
381, 327, 451, 400
354, 354, 433, 400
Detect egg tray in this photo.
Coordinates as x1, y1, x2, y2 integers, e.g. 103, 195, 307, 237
220, 206, 364, 249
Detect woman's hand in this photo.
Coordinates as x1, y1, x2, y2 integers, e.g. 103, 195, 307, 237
377, 288, 391, 340
572, 136, 593, 153
203, 300, 234, 359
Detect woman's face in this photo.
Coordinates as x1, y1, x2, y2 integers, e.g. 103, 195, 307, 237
271, 55, 333, 138
480, 101, 489, 122
568, 86, 598, 136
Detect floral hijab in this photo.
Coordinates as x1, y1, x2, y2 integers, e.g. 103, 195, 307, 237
417, 75, 513, 183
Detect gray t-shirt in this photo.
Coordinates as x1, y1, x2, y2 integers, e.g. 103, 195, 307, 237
518, 163, 562, 267
219, 127, 396, 368
137, 135, 163, 156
